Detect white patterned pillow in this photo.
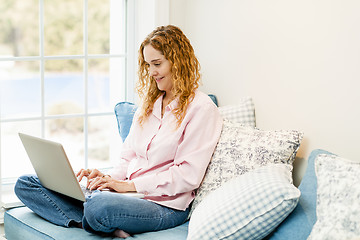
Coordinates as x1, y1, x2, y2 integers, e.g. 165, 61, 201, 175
308, 154, 360, 240
187, 164, 300, 240
218, 97, 256, 127
189, 120, 303, 217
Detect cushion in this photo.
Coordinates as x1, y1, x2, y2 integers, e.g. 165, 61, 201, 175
114, 102, 137, 142
113, 95, 220, 142
207, 94, 218, 106
187, 164, 300, 240
218, 97, 256, 127
307, 153, 360, 239
5, 206, 189, 240
189, 120, 303, 216
266, 149, 334, 240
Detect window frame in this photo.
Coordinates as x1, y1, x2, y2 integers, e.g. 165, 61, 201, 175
0, 0, 135, 185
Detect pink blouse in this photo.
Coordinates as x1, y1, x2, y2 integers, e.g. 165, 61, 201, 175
110, 91, 223, 210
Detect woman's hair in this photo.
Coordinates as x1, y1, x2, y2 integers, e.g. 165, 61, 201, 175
137, 25, 201, 127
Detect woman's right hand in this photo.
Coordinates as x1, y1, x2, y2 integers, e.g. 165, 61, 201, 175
76, 168, 104, 189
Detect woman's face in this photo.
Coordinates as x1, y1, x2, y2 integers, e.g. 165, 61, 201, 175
143, 44, 173, 95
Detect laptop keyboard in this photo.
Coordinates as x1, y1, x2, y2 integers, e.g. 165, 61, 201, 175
80, 184, 94, 197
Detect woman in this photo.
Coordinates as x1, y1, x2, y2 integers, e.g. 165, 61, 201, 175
15, 25, 223, 238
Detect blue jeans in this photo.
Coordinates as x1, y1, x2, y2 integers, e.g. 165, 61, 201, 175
14, 174, 189, 235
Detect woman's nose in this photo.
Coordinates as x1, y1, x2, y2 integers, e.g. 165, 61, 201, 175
149, 67, 158, 77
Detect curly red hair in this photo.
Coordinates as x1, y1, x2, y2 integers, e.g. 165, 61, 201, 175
137, 25, 201, 127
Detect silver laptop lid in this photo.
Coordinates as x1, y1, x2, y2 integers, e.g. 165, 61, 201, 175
18, 133, 85, 202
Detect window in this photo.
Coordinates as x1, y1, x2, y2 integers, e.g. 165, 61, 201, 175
0, 0, 134, 182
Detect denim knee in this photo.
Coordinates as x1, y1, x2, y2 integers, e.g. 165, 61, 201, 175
83, 192, 117, 233
14, 174, 38, 198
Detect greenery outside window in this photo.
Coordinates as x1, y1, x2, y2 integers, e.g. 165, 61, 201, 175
0, 0, 134, 184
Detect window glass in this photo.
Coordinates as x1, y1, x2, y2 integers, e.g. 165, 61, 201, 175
109, 58, 126, 106
0, 0, 39, 57
88, 0, 110, 55
45, 59, 84, 115
0, 61, 41, 119
44, 0, 83, 56
87, 115, 120, 169
1, 121, 40, 178
88, 0, 126, 55
88, 58, 110, 113
0, 0, 130, 181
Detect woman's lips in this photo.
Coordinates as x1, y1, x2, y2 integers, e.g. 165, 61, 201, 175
155, 77, 164, 82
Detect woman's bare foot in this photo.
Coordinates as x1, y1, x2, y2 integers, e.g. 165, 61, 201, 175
113, 229, 131, 238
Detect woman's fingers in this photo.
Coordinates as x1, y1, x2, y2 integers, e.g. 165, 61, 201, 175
86, 175, 136, 193
88, 176, 106, 190
75, 168, 103, 188
88, 176, 115, 191
97, 182, 110, 191
76, 168, 89, 182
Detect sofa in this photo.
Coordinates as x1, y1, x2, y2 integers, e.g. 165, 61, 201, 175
4, 96, 360, 239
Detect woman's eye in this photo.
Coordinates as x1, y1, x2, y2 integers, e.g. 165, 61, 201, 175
154, 63, 161, 66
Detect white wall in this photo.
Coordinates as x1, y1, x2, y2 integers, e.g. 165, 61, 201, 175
135, 0, 170, 51
169, 0, 360, 165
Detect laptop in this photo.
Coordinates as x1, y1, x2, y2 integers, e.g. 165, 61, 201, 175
18, 133, 144, 202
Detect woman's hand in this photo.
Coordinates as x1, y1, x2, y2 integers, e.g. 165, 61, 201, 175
88, 175, 137, 193
76, 168, 104, 189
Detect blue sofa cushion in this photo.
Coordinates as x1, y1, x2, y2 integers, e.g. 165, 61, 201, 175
266, 149, 335, 240
208, 94, 218, 107
114, 102, 137, 142
4, 206, 188, 240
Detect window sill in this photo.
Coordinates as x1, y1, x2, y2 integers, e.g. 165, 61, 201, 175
1, 182, 24, 224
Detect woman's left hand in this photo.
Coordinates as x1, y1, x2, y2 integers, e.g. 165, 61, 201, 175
88, 175, 137, 193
